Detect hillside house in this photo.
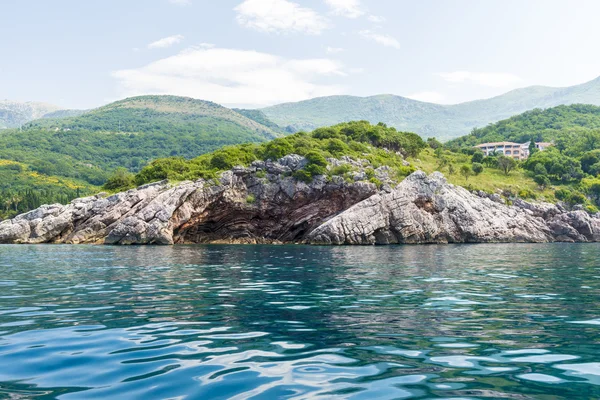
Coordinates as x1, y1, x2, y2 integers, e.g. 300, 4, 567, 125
474, 141, 553, 160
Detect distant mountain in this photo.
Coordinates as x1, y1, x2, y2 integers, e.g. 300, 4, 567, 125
261, 76, 600, 141
0, 95, 283, 190
30, 95, 280, 139
0, 100, 62, 129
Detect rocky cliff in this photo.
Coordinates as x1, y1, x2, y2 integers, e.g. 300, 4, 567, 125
1, 157, 599, 245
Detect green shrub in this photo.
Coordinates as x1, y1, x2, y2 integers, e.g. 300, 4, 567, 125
518, 189, 537, 200
103, 168, 135, 191
305, 151, 328, 167
329, 164, 352, 176
471, 151, 484, 163
326, 138, 349, 156
246, 194, 256, 204
533, 174, 550, 189
262, 139, 293, 160
305, 164, 326, 177
369, 177, 382, 188
293, 169, 313, 183
555, 188, 571, 201
568, 191, 587, 205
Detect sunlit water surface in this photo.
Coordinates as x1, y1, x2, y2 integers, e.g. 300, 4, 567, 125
0, 244, 599, 399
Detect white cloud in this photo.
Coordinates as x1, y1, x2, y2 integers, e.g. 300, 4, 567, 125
368, 15, 385, 23
112, 46, 346, 107
406, 91, 445, 103
324, 0, 364, 18
234, 0, 329, 35
326, 46, 344, 54
436, 71, 522, 87
148, 34, 185, 49
168, 0, 191, 5
359, 30, 400, 49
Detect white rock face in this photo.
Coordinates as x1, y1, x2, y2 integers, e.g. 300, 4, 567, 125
1, 169, 599, 245
306, 171, 600, 244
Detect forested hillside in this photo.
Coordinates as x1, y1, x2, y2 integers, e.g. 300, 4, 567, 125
261, 76, 600, 140
447, 104, 600, 150
0, 95, 282, 181
0, 95, 285, 219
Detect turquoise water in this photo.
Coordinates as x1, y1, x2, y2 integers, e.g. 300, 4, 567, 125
0, 244, 599, 399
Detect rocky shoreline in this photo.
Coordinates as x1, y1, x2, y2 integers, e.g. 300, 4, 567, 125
1, 154, 599, 245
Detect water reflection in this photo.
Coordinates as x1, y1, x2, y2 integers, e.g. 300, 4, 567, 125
0, 244, 599, 398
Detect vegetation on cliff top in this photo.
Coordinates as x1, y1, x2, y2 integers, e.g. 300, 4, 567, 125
129, 120, 425, 188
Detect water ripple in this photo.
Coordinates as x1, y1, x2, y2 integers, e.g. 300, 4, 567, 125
0, 243, 599, 398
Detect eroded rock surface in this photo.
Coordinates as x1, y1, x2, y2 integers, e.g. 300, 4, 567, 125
1, 165, 599, 245
306, 171, 600, 245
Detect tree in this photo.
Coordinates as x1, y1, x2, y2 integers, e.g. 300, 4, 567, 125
427, 137, 443, 149
460, 165, 472, 181
483, 155, 498, 167
528, 138, 538, 158
534, 163, 548, 176
103, 168, 135, 191
533, 174, 550, 189
471, 151, 484, 163
587, 181, 600, 205
472, 162, 484, 175
497, 155, 517, 175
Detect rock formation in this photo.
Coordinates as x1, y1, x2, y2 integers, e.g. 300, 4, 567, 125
1, 157, 599, 245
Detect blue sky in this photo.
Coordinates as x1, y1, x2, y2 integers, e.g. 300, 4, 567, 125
2, 0, 600, 109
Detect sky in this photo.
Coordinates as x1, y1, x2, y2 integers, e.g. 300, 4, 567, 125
2, 0, 600, 109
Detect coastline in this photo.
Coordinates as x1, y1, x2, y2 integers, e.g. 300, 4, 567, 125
2, 158, 599, 246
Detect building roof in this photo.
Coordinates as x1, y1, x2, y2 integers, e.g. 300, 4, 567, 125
474, 142, 521, 148
474, 141, 554, 148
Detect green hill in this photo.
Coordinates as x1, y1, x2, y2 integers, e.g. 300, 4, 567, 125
447, 104, 600, 148
0, 95, 282, 182
0, 95, 285, 218
261, 76, 600, 141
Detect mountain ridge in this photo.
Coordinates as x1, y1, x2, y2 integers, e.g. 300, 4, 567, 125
261, 76, 600, 140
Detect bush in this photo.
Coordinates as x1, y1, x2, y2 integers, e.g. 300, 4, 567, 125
209, 147, 256, 170
103, 168, 135, 191
555, 188, 571, 201
329, 164, 353, 176
472, 162, 484, 175
471, 151, 484, 164
369, 177, 382, 188
568, 191, 587, 205
305, 151, 328, 167
460, 164, 472, 181
518, 189, 537, 200
305, 163, 326, 177
293, 169, 313, 183
533, 174, 550, 189
246, 194, 256, 204
427, 137, 443, 149
534, 163, 548, 176
262, 139, 293, 160
326, 139, 349, 156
